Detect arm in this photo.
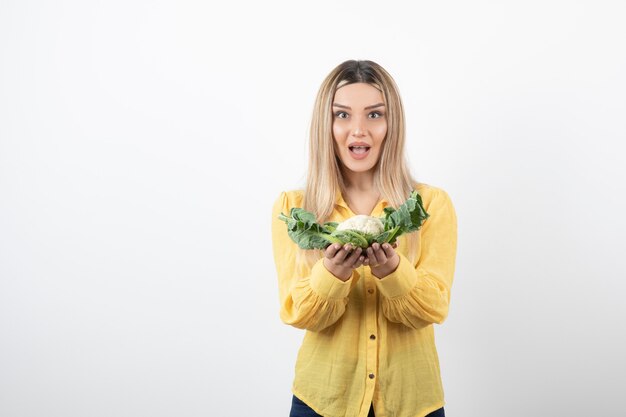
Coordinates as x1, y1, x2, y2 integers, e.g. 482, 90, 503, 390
374, 188, 458, 328
271, 192, 361, 331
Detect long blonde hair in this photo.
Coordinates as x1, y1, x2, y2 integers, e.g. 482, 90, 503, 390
300, 60, 421, 267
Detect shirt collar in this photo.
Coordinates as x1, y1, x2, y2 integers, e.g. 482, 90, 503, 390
334, 190, 390, 217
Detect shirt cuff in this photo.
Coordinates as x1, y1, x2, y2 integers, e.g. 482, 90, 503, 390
375, 253, 418, 299
309, 259, 356, 300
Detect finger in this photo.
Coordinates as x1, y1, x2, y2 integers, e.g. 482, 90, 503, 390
366, 246, 382, 265
366, 247, 376, 265
324, 243, 342, 259
345, 247, 362, 266
372, 243, 388, 264
333, 244, 353, 263
382, 243, 396, 257
352, 255, 366, 269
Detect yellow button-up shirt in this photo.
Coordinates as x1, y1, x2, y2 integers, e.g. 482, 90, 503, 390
271, 183, 458, 417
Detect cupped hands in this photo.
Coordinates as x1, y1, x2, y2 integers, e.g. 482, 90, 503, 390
323, 242, 399, 281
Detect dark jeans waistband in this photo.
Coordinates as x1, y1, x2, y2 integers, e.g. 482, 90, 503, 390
289, 395, 445, 417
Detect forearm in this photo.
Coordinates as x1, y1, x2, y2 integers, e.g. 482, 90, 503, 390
280, 258, 359, 331
376, 253, 452, 328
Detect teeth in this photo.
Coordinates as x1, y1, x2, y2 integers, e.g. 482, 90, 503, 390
350, 146, 369, 154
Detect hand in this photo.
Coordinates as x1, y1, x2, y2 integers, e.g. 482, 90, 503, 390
323, 243, 366, 281
364, 242, 400, 279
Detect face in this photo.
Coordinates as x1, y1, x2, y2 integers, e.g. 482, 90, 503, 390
332, 82, 387, 176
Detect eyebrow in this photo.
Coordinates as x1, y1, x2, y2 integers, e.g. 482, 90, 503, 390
332, 103, 385, 110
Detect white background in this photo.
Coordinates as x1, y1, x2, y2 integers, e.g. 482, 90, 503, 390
1, 1, 625, 416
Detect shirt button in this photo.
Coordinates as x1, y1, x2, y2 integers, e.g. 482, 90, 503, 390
369, 373, 375, 379
367, 288, 374, 294
370, 334, 376, 340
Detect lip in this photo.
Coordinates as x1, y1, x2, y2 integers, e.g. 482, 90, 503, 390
348, 142, 371, 160
348, 141, 371, 147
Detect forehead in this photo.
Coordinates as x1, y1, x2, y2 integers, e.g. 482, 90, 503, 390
333, 83, 384, 106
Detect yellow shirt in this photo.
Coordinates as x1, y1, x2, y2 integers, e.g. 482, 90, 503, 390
271, 183, 458, 417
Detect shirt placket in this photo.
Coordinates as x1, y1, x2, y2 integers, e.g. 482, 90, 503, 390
360, 266, 379, 416
334, 196, 387, 417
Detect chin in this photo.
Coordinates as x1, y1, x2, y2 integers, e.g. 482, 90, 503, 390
341, 161, 377, 174
336, 149, 381, 173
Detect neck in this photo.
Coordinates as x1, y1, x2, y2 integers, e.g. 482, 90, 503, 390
341, 168, 377, 193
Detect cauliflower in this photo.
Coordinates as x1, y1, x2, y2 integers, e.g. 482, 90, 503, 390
336, 215, 384, 236
279, 190, 429, 250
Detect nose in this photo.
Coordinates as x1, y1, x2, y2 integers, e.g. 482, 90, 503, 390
352, 116, 366, 137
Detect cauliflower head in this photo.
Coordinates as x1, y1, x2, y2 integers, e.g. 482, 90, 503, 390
336, 215, 384, 236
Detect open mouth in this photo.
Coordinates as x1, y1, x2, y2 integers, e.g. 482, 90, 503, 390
348, 145, 371, 160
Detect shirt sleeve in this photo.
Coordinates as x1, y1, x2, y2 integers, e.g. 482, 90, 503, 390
375, 187, 458, 328
271, 191, 359, 331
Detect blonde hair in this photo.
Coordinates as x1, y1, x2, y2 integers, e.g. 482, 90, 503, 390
299, 60, 421, 267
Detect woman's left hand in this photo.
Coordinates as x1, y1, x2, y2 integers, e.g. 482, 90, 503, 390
364, 242, 400, 279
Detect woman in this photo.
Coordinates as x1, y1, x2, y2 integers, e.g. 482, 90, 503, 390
271, 60, 457, 417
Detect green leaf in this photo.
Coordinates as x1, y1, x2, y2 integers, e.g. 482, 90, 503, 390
278, 209, 335, 250
330, 229, 370, 248
375, 190, 429, 244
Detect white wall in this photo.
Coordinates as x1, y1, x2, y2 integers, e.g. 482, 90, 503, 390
1, 1, 625, 416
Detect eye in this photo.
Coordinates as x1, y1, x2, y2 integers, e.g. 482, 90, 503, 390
368, 111, 384, 119
334, 111, 349, 119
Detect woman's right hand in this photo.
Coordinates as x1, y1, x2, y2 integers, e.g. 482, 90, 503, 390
323, 244, 366, 281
